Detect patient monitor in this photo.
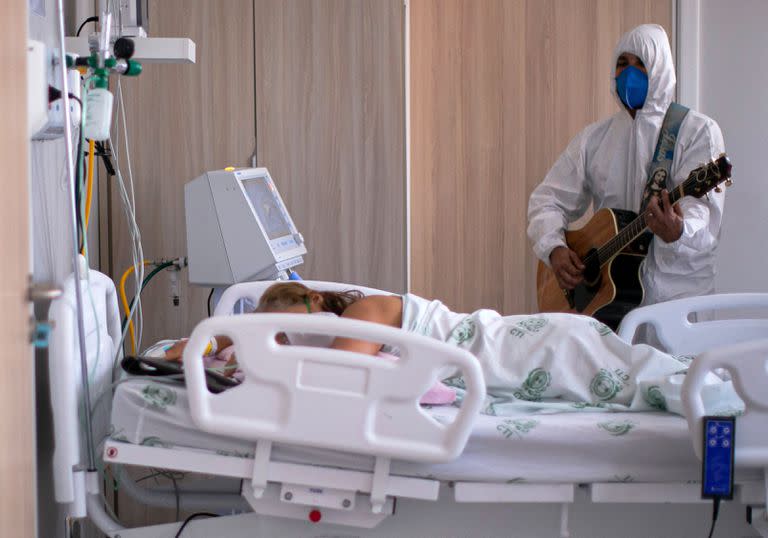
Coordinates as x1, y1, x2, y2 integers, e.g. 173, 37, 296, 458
185, 167, 306, 286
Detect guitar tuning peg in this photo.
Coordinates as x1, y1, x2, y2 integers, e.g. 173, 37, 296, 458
725, 179, 733, 187
715, 186, 722, 193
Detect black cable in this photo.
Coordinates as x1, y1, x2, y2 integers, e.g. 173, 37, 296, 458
48, 87, 83, 108
707, 497, 721, 538
171, 474, 180, 522
76, 16, 99, 37
74, 132, 84, 251
174, 512, 219, 537
207, 288, 215, 317
121, 261, 175, 332
94, 140, 117, 177
135, 468, 186, 484
49, 85, 87, 251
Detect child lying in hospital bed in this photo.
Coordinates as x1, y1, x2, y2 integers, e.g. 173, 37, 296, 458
164, 283, 741, 416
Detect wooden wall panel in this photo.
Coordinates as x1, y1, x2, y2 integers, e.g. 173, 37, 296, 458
106, 0, 256, 350
253, 0, 406, 292
411, 0, 672, 314
0, 1, 34, 536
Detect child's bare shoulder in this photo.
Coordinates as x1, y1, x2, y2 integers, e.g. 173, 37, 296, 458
342, 295, 402, 327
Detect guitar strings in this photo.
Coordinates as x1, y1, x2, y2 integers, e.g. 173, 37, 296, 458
581, 160, 721, 268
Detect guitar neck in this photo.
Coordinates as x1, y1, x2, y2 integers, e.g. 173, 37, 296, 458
575, 156, 729, 272
591, 169, 704, 267
592, 212, 651, 267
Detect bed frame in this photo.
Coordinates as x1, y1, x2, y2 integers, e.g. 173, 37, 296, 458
48, 276, 768, 537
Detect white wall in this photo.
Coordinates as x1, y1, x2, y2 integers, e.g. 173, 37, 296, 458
699, 0, 768, 293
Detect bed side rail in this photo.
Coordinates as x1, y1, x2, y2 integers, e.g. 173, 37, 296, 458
183, 313, 485, 463
617, 293, 768, 355
214, 280, 392, 316
682, 338, 768, 466
48, 269, 121, 512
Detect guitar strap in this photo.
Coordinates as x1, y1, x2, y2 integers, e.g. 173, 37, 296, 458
640, 102, 690, 213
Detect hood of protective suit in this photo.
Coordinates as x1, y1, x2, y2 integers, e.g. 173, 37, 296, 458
611, 24, 675, 115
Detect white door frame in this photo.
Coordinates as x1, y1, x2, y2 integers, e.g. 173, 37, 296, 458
675, 0, 701, 109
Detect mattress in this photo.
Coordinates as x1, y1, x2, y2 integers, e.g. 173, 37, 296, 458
110, 377, 750, 484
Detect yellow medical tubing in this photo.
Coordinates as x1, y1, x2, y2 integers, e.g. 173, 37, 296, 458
119, 261, 150, 355
80, 140, 95, 255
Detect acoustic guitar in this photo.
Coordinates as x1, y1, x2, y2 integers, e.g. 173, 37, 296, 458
536, 155, 733, 330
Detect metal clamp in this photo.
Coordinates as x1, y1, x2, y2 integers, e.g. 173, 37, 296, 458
28, 282, 62, 302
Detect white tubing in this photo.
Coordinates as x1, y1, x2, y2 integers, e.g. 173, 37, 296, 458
56, 0, 97, 473
115, 465, 249, 512
86, 494, 125, 536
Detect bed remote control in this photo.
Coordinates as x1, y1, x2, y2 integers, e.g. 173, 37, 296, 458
701, 416, 735, 500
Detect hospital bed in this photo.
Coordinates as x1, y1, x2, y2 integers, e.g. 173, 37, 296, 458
49, 275, 768, 537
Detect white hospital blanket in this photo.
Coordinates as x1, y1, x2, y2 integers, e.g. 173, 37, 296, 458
110, 379, 759, 484
401, 293, 744, 416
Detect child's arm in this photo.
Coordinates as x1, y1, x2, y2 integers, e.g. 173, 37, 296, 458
164, 335, 234, 361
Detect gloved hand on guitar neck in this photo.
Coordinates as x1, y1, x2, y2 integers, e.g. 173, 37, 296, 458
645, 189, 684, 243
549, 246, 585, 290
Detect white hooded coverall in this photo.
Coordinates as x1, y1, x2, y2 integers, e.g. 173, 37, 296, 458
527, 24, 725, 306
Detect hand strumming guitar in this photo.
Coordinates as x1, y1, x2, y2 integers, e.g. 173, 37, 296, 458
549, 246, 585, 290
645, 189, 684, 243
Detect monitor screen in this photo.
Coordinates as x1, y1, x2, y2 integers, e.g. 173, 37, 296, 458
241, 176, 292, 240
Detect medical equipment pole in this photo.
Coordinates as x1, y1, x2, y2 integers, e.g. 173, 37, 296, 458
56, 0, 97, 472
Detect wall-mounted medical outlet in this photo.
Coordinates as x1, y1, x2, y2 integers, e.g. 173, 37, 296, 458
32, 48, 82, 141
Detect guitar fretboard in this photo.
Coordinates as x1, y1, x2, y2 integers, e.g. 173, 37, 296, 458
583, 160, 724, 268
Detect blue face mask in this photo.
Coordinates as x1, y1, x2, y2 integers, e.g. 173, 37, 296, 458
615, 65, 648, 110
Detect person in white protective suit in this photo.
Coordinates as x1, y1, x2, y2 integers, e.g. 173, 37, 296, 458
527, 24, 726, 308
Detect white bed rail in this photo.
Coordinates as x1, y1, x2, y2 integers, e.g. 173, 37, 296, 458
183, 312, 485, 463
48, 268, 121, 513
214, 279, 392, 316
682, 338, 768, 465
618, 293, 768, 355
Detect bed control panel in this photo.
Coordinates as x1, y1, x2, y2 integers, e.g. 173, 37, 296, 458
701, 416, 735, 500
242, 482, 394, 528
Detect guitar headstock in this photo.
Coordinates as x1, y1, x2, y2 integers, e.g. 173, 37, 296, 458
684, 154, 733, 199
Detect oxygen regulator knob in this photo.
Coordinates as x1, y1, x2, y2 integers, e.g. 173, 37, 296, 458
113, 37, 135, 60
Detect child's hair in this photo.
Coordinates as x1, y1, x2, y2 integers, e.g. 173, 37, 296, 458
256, 282, 364, 316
